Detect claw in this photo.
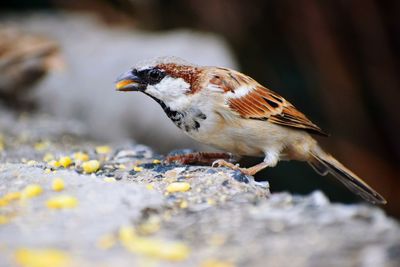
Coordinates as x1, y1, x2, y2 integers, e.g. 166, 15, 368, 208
212, 159, 269, 176
211, 159, 222, 168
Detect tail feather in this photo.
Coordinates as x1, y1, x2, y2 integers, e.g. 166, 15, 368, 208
309, 148, 386, 205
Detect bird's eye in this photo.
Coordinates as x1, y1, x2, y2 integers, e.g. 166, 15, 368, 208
147, 69, 164, 83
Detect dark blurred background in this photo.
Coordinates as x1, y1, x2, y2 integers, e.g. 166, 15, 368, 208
1, 0, 399, 217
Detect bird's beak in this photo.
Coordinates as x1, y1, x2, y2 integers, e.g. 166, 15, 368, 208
115, 70, 144, 92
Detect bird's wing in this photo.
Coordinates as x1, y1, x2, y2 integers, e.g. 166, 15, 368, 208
211, 68, 327, 136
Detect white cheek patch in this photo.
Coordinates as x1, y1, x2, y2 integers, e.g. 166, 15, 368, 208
145, 76, 191, 110
225, 85, 253, 98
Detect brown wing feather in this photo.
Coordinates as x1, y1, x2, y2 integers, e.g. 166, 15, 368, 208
218, 70, 327, 136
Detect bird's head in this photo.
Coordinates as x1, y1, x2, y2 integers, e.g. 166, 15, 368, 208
115, 57, 202, 108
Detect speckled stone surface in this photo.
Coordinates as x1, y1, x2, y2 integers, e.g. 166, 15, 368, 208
0, 113, 399, 267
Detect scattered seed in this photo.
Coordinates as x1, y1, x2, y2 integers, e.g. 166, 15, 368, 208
119, 225, 190, 261
152, 159, 161, 164
103, 177, 116, 183
0, 198, 9, 207
34, 141, 49, 151
97, 233, 117, 250
46, 195, 78, 209
95, 145, 111, 154
43, 153, 54, 162
138, 216, 161, 235
48, 160, 60, 169
207, 198, 216, 206
0, 215, 9, 224
26, 160, 37, 166
15, 248, 70, 267
52, 178, 65, 192
179, 200, 188, 209
133, 166, 143, 172
82, 160, 100, 174
201, 259, 235, 267
3, 192, 21, 201
58, 156, 72, 168
0, 134, 4, 151
118, 164, 126, 169
166, 182, 191, 193
21, 184, 43, 199
145, 184, 154, 190
73, 152, 89, 162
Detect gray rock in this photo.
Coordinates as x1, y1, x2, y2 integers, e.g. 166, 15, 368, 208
0, 114, 399, 267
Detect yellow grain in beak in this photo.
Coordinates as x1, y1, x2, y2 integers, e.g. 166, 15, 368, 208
116, 80, 136, 90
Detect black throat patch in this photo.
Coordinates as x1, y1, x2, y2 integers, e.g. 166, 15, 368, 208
146, 94, 207, 133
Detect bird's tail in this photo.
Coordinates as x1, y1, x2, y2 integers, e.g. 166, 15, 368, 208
308, 146, 386, 204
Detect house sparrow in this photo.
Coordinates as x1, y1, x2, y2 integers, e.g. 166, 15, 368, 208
115, 57, 386, 205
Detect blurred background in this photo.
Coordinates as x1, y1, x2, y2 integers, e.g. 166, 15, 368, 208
1, 0, 399, 217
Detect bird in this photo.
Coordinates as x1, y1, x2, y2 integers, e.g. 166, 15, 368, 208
115, 56, 386, 205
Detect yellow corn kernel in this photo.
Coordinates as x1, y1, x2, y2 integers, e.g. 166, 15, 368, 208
52, 178, 65, 192
58, 156, 72, 168
0, 198, 9, 207
179, 200, 188, 209
201, 259, 235, 267
119, 225, 137, 242
208, 234, 227, 246
97, 233, 117, 250
95, 145, 111, 154
207, 198, 216, 206
118, 164, 126, 169
27, 160, 37, 166
73, 152, 89, 162
152, 159, 161, 164
166, 182, 191, 193
138, 216, 161, 235
34, 141, 49, 151
145, 184, 154, 190
119, 225, 190, 261
0, 134, 4, 151
48, 160, 60, 169
3, 191, 21, 201
15, 248, 70, 267
43, 153, 54, 162
82, 160, 100, 174
133, 166, 143, 172
103, 177, 116, 183
46, 195, 78, 209
0, 215, 9, 224
21, 184, 43, 199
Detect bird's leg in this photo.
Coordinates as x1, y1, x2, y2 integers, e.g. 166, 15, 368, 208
165, 152, 238, 165
212, 160, 269, 176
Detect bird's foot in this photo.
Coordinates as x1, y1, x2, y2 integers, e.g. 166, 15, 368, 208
212, 159, 269, 176
166, 152, 238, 165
